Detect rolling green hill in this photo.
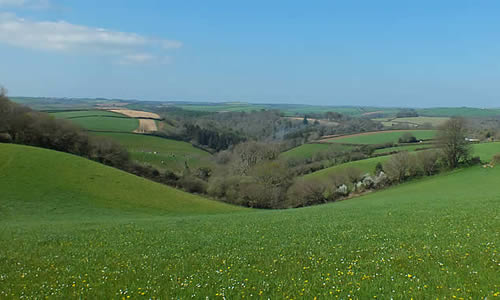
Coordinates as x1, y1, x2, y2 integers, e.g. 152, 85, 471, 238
49, 110, 139, 132
305, 156, 389, 180
69, 116, 139, 132
373, 116, 450, 128
473, 142, 500, 161
93, 132, 214, 172
321, 130, 436, 145
306, 142, 500, 181
50, 110, 123, 119
0, 143, 498, 298
373, 144, 432, 154
0, 143, 242, 221
417, 107, 500, 117
280, 143, 353, 160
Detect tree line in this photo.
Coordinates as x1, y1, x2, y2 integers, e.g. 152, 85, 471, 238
0, 90, 167, 183
171, 117, 482, 209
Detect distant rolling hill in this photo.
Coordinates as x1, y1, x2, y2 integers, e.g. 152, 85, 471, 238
319, 130, 436, 145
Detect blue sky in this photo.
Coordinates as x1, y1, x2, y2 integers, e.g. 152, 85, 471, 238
1, 0, 500, 107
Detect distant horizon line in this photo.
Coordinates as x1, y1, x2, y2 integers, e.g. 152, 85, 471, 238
9, 95, 500, 110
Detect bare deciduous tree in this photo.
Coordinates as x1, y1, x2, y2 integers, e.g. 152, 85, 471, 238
437, 117, 471, 169
286, 179, 328, 208
231, 141, 280, 175
416, 150, 440, 175
383, 151, 411, 182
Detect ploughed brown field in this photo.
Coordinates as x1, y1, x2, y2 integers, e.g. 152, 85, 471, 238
134, 119, 158, 133
109, 109, 161, 119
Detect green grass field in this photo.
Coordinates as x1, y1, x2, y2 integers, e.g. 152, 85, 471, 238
417, 107, 500, 117
179, 103, 268, 112
48, 110, 140, 132
0, 143, 498, 298
373, 144, 432, 155
280, 143, 353, 160
307, 142, 500, 181
50, 110, 124, 119
0, 144, 240, 221
304, 156, 389, 180
69, 116, 139, 132
322, 130, 436, 145
93, 132, 213, 172
374, 117, 450, 128
473, 142, 500, 161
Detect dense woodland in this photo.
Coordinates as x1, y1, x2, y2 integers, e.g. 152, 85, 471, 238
156, 107, 384, 153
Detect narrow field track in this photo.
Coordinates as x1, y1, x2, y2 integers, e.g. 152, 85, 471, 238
134, 119, 158, 133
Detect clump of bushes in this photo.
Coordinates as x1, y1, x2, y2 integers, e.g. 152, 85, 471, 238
1, 92, 129, 168
398, 133, 418, 143
492, 153, 500, 165
383, 150, 441, 182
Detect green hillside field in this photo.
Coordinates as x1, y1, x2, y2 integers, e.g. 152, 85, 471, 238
50, 110, 124, 119
93, 132, 214, 172
417, 107, 500, 117
321, 130, 436, 145
306, 142, 500, 181
304, 156, 389, 180
0, 143, 498, 298
69, 116, 139, 132
373, 144, 432, 155
0, 143, 241, 221
373, 116, 450, 128
280, 143, 353, 160
49, 110, 139, 132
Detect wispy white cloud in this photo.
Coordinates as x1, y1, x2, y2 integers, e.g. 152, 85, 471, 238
0, 0, 50, 9
119, 53, 155, 65
0, 13, 182, 64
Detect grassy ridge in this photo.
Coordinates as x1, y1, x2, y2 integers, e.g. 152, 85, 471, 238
0, 143, 242, 221
373, 116, 449, 127
69, 116, 139, 132
49, 110, 139, 132
373, 144, 432, 154
323, 130, 436, 145
0, 144, 498, 297
280, 143, 353, 160
473, 142, 500, 161
304, 156, 388, 180
418, 107, 500, 117
50, 110, 124, 119
306, 142, 500, 180
93, 132, 213, 172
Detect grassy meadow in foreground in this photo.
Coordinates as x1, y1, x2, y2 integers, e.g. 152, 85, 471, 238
0, 143, 498, 298
0, 144, 240, 220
